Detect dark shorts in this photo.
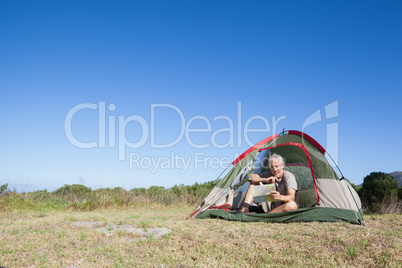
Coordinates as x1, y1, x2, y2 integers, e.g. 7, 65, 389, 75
249, 205, 266, 213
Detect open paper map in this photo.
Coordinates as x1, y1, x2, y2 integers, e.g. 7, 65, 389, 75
251, 184, 276, 203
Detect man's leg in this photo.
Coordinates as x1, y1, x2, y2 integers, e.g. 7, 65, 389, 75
243, 185, 254, 205
268, 201, 298, 213
238, 186, 254, 213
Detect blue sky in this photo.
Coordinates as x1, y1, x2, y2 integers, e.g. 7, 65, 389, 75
1, 0, 401, 191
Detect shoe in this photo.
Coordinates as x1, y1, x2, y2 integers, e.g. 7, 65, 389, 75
237, 206, 249, 213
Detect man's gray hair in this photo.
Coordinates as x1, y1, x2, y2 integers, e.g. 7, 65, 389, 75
268, 153, 284, 165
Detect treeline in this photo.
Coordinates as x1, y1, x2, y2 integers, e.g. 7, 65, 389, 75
0, 180, 219, 212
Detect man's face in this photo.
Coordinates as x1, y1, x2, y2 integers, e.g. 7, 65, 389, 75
269, 159, 284, 178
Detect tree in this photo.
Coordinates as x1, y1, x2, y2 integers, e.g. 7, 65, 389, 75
359, 172, 398, 212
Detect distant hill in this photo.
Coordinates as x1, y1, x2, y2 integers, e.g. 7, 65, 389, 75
389, 171, 402, 187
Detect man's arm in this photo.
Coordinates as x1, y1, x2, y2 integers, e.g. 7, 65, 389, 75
249, 173, 277, 185
270, 188, 296, 202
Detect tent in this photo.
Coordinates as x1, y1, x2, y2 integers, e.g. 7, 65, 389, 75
189, 130, 364, 225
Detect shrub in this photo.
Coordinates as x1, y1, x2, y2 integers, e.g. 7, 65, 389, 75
359, 172, 398, 213
53, 184, 92, 202
0, 183, 8, 195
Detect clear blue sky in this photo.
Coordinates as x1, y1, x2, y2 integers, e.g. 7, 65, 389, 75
1, 0, 401, 191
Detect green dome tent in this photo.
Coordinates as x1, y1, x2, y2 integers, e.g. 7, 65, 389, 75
189, 130, 364, 225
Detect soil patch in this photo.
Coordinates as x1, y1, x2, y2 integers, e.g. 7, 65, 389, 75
71, 221, 171, 239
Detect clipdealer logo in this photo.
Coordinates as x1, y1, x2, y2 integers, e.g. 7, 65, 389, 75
64, 101, 339, 173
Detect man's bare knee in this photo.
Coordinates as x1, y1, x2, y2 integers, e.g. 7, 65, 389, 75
268, 201, 298, 213
285, 201, 298, 211
280, 201, 298, 212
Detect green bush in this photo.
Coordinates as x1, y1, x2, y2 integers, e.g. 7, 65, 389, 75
54, 184, 91, 195
359, 172, 398, 212
53, 184, 92, 202
0, 183, 8, 195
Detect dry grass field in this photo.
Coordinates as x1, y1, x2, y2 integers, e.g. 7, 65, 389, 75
0, 204, 401, 267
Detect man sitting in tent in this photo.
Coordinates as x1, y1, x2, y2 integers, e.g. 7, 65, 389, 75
238, 153, 298, 213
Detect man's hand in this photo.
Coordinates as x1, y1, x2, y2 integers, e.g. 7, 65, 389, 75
270, 189, 296, 203
269, 191, 282, 201
267, 176, 278, 184
249, 174, 279, 185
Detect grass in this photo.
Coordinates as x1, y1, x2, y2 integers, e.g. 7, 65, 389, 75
0, 205, 401, 267
0, 183, 401, 267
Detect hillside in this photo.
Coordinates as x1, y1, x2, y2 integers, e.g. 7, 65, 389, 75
389, 171, 402, 187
